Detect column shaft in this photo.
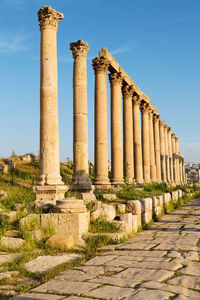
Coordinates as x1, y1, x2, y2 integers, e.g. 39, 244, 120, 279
171, 134, 177, 184
141, 102, 150, 183
109, 72, 124, 185
164, 125, 171, 183
159, 120, 167, 182
175, 136, 180, 184
153, 114, 161, 182
92, 57, 110, 186
133, 96, 143, 183
168, 127, 174, 184
149, 109, 157, 181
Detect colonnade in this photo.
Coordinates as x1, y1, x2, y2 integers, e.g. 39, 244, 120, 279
36, 6, 187, 199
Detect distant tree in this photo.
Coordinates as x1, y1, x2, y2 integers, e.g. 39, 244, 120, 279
11, 150, 16, 157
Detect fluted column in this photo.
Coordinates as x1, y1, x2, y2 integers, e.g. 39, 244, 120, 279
153, 114, 161, 182
168, 126, 174, 184
183, 156, 186, 184
159, 120, 167, 182
149, 108, 157, 181
132, 95, 143, 184
109, 72, 124, 185
92, 57, 110, 186
171, 134, 177, 184
70, 40, 91, 191
122, 84, 134, 183
38, 6, 64, 187
164, 125, 171, 183
175, 136, 180, 184
141, 102, 150, 183
179, 153, 183, 185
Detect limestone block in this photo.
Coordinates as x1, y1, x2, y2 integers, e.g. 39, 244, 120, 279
156, 194, 164, 209
19, 214, 40, 229
113, 220, 130, 233
139, 198, 153, 224
163, 193, 171, 206
171, 191, 179, 203
31, 230, 42, 242
152, 196, 162, 216
0, 211, 18, 224
178, 189, 183, 199
117, 204, 126, 214
90, 204, 116, 222
34, 185, 68, 203
1, 237, 24, 250
0, 190, 8, 199
102, 194, 117, 201
91, 201, 102, 211
132, 214, 139, 232
119, 213, 133, 233
81, 193, 96, 202
127, 200, 142, 215
47, 235, 74, 250
4, 230, 19, 238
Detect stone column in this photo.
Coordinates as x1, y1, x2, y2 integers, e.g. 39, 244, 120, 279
175, 136, 180, 184
159, 120, 167, 182
153, 114, 161, 182
168, 126, 174, 184
132, 95, 143, 184
171, 134, 177, 184
70, 40, 91, 191
141, 102, 150, 183
149, 108, 157, 181
164, 125, 171, 183
92, 57, 110, 187
35, 6, 67, 203
122, 84, 134, 183
109, 72, 124, 185
183, 156, 186, 184
179, 153, 183, 185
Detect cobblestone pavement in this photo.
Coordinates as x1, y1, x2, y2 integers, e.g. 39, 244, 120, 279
11, 198, 200, 300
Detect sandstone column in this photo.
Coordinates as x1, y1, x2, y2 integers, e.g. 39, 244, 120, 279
175, 136, 180, 184
92, 57, 110, 186
168, 126, 174, 184
36, 6, 67, 203
164, 125, 171, 183
70, 40, 91, 191
159, 120, 167, 182
132, 95, 143, 183
171, 134, 177, 184
122, 84, 134, 183
109, 72, 124, 185
153, 114, 161, 182
179, 153, 183, 185
149, 108, 157, 181
141, 102, 150, 183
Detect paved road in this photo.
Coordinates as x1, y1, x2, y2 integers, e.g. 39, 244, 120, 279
12, 198, 200, 300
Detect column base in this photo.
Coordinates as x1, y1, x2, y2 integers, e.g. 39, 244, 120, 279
55, 199, 87, 213
110, 178, 124, 185
37, 175, 64, 186
93, 177, 111, 186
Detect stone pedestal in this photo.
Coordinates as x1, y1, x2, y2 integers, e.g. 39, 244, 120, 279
159, 120, 167, 182
122, 85, 134, 183
34, 185, 68, 203
149, 108, 157, 181
109, 72, 124, 185
141, 102, 150, 183
133, 95, 143, 184
55, 199, 87, 213
153, 114, 161, 182
92, 57, 110, 186
70, 40, 91, 192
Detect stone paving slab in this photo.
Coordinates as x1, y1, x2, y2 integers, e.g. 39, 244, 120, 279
10, 294, 65, 299
124, 289, 174, 300
83, 285, 134, 300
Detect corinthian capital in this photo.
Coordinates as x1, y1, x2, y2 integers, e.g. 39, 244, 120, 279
122, 85, 134, 98
159, 120, 165, 127
92, 56, 110, 74
70, 40, 89, 59
132, 94, 141, 106
153, 114, 160, 122
140, 102, 149, 113
109, 72, 122, 86
38, 6, 64, 30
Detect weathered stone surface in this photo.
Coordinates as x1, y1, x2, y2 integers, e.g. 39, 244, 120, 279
25, 254, 82, 273
0, 253, 19, 265
102, 193, 117, 200
0, 271, 19, 280
84, 285, 134, 300
167, 275, 200, 290
0, 190, 8, 199
10, 293, 64, 299
180, 266, 200, 276
13, 203, 22, 211
46, 235, 74, 250
139, 198, 152, 224
127, 200, 141, 215
1, 237, 24, 249
163, 193, 171, 206
4, 230, 19, 238
119, 213, 133, 232
81, 193, 96, 201
91, 204, 116, 221
117, 204, 126, 214
30, 230, 42, 242
0, 211, 18, 223
171, 191, 179, 203
85, 255, 117, 266
125, 290, 173, 300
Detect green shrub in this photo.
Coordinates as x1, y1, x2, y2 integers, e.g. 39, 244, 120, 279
89, 217, 120, 233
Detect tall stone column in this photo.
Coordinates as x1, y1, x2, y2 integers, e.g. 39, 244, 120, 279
132, 95, 143, 184
171, 134, 177, 184
149, 108, 157, 181
153, 114, 161, 182
70, 40, 91, 191
175, 136, 180, 184
122, 84, 134, 183
159, 120, 167, 182
183, 156, 186, 184
141, 102, 150, 183
164, 125, 171, 183
109, 72, 124, 185
168, 126, 174, 184
92, 57, 110, 187
179, 153, 183, 185
35, 6, 67, 203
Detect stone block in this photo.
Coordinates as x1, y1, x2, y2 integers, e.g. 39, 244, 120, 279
34, 185, 68, 203
119, 213, 133, 233
139, 198, 153, 224
90, 204, 116, 222
117, 204, 126, 214
0, 211, 18, 224
163, 193, 171, 206
102, 194, 117, 201
152, 196, 162, 216
132, 214, 140, 232
81, 193, 96, 202
0, 190, 8, 199
1, 237, 24, 250
178, 189, 183, 199
171, 191, 179, 203
127, 200, 142, 215
156, 194, 164, 209
47, 235, 74, 250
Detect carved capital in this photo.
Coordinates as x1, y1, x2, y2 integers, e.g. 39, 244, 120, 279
109, 72, 122, 86
92, 56, 110, 74
159, 120, 165, 127
132, 95, 141, 106
140, 102, 149, 113
153, 114, 160, 122
175, 136, 179, 141
171, 133, 176, 139
70, 40, 89, 59
122, 85, 134, 98
38, 6, 64, 31
167, 126, 172, 133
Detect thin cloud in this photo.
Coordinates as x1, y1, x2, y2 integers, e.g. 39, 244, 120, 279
110, 42, 135, 56
0, 32, 29, 53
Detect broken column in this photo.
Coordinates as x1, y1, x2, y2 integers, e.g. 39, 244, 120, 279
70, 40, 91, 191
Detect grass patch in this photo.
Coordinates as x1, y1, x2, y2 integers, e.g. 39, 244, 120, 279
89, 218, 120, 233
85, 235, 115, 260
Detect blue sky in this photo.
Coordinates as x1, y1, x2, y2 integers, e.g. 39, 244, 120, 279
0, 0, 199, 162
